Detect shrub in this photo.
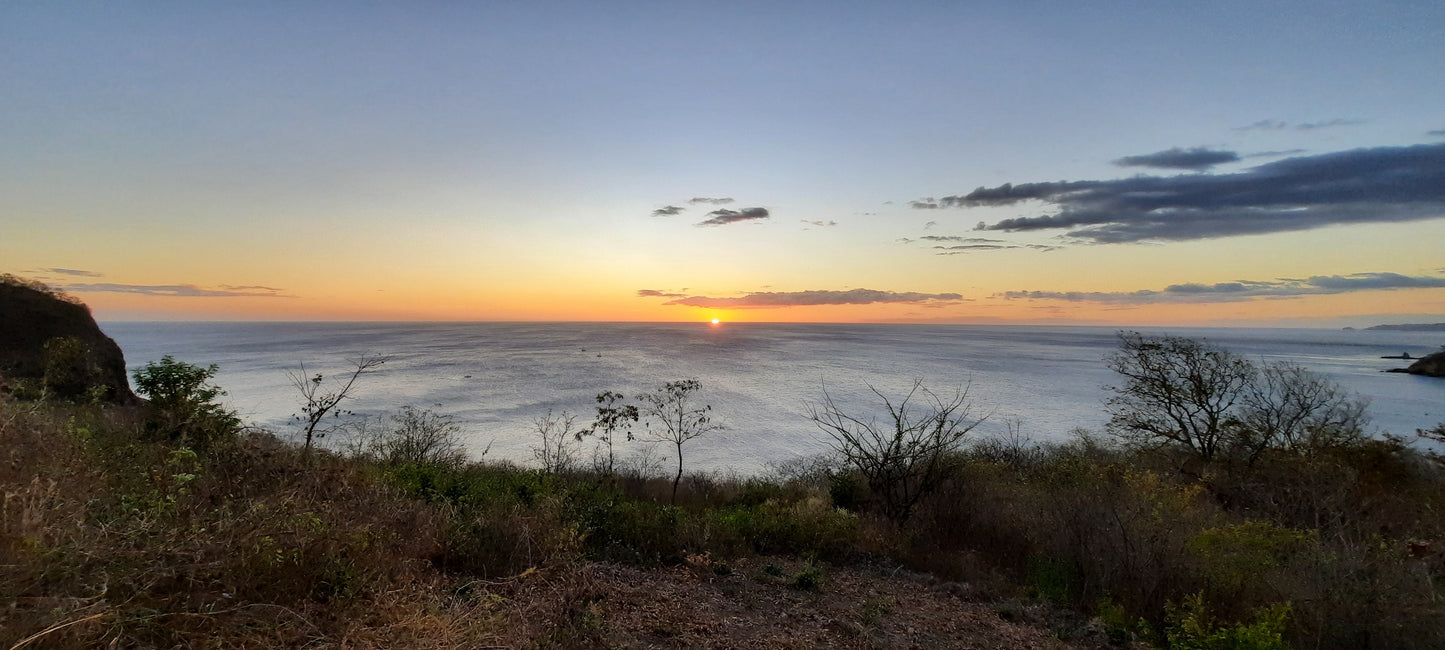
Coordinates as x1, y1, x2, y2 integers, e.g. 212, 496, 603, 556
1165, 593, 1291, 650
43, 336, 99, 401
131, 356, 239, 448
367, 406, 470, 468
809, 380, 983, 524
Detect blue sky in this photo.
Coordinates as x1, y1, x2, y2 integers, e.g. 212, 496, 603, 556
4, 1, 1444, 324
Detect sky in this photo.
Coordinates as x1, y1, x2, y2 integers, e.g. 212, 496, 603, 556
4, 1, 1444, 326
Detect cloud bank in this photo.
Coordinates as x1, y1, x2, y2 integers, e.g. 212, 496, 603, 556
998, 271, 1445, 304
696, 207, 770, 226
65, 283, 289, 298
912, 143, 1445, 243
1112, 147, 1240, 171
646, 288, 963, 308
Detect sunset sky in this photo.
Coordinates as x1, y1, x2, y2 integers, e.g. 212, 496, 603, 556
5, 1, 1444, 325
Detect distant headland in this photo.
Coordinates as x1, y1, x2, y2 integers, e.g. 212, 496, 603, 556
1357, 323, 1445, 332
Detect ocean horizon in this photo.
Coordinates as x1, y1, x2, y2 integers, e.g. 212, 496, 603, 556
103, 321, 1444, 475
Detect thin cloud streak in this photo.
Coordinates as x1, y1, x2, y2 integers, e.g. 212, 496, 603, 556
1112, 147, 1240, 171
65, 283, 290, 298
998, 272, 1445, 304
1296, 118, 1364, 131
41, 268, 104, 278
651, 205, 685, 217
654, 288, 964, 308
910, 143, 1445, 243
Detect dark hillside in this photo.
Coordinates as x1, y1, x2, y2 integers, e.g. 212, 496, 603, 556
0, 275, 137, 403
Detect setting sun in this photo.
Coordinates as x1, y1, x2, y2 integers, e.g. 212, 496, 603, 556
711, 318, 720, 325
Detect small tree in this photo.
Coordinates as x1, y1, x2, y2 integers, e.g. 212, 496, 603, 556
638, 379, 721, 504
288, 355, 386, 456
809, 380, 982, 524
132, 355, 239, 447
577, 390, 639, 476
1104, 333, 1256, 462
532, 409, 580, 474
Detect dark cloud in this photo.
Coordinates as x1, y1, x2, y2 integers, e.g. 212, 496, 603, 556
662, 288, 963, 309
636, 289, 685, 298
64, 283, 289, 297
688, 197, 734, 205
652, 205, 685, 217
1429, 130, 1445, 137
923, 220, 938, 230
696, 207, 770, 227
1112, 147, 1240, 171
998, 271, 1445, 304
912, 143, 1445, 243
1296, 118, 1364, 131
801, 220, 837, 227
908, 198, 940, 209
41, 268, 103, 278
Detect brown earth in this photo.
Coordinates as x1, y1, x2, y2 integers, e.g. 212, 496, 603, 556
484, 557, 1113, 649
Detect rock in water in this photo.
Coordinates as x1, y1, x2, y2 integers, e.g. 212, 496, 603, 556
1405, 351, 1445, 378
0, 277, 138, 403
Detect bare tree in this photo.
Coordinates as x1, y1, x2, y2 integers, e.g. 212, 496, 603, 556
288, 355, 386, 456
577, 390, 638, 476
1104, 333, 1255, 462
638, 379, 722, 504
1236, 361, 1369, 461
1104, 333, 1368, 466
532, 410, 581, 474
809, 380, 983, 524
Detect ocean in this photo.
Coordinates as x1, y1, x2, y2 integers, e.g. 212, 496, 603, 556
102, 322, 1444, 474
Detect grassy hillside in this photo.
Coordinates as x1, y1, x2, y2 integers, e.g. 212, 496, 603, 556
4, 348, 1445, 647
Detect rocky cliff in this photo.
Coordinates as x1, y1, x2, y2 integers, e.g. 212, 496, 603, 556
1405, 351, 1445, 378
0, 276, 138, 403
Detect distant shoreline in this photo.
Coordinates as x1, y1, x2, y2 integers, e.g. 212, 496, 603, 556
1360, 323, 1445, 332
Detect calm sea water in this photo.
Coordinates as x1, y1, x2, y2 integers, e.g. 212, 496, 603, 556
102, 322, 1444, 474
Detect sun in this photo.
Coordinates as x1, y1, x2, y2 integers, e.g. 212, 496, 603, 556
710, 318, 721, 325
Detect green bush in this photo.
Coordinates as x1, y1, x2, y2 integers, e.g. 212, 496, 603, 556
43, 336, 99, 401
132, 356, 239, 448
1165, 593, 1290, 650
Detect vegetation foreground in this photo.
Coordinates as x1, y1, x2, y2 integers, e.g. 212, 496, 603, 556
4, 317, 1445, 647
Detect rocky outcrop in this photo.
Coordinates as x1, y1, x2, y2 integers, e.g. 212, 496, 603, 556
0, 276, 138, 403
1405, 351, 1445, 378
